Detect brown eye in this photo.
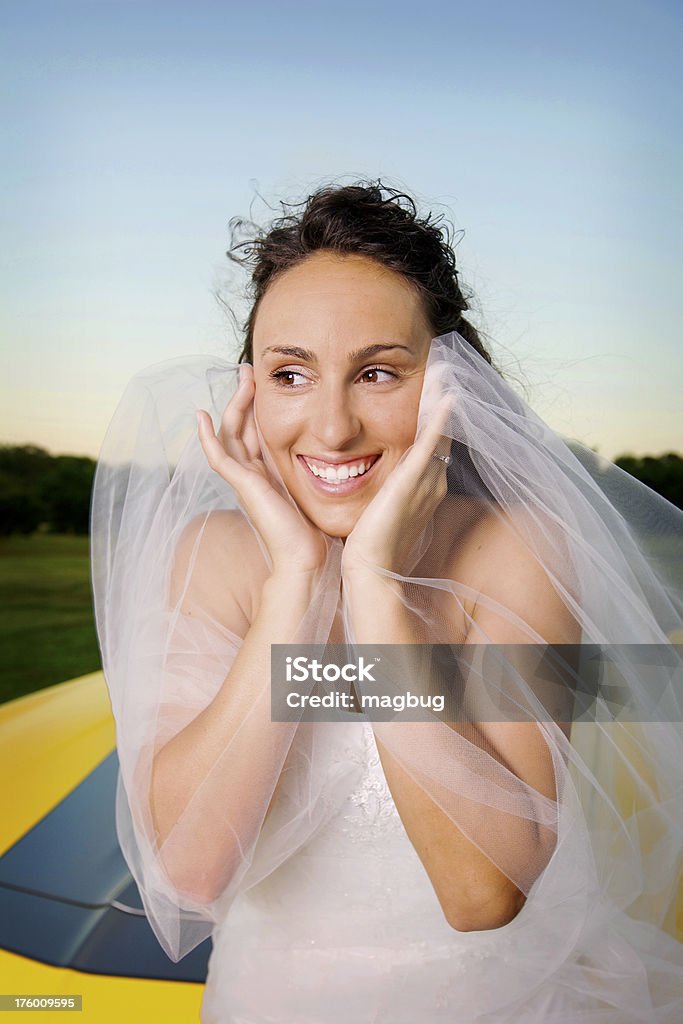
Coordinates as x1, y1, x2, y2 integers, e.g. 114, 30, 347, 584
269, 369, 307, 387
359, 367, 396, 384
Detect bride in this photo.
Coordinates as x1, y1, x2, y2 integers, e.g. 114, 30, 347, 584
91, 181, 683, 1022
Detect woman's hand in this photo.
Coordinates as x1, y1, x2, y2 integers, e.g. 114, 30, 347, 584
197, 365, 329, 578
342, 391, 454, 578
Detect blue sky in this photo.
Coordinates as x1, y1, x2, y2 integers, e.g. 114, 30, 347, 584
2, 0, 681, 459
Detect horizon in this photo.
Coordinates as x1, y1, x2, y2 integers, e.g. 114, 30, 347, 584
4, 433, 681, 466
2, 0, 682, 464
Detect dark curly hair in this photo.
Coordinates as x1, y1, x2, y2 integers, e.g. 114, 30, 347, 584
227, 180, 495, 368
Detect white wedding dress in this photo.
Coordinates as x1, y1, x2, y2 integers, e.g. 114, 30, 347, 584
91, 333, 683, 1023
203, 718, 522, 1024
201, 716, 682, 1023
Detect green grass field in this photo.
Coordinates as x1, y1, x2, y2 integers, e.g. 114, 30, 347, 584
0, 534, 102, 705
1, 529, 680, 709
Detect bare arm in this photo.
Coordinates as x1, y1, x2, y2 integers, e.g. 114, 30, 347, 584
343, 521, 579, 932
145, 362, 335, 906
148, 514, 320, 905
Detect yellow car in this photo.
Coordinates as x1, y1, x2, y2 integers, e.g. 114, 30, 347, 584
2, 669, 681, 1023
0, 672, 206, 1023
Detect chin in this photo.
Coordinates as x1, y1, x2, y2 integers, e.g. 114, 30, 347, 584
299, 502, 361, 541
313, 514, 358, 540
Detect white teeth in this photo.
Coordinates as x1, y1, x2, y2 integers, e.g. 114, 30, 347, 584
303, 456, 375, 482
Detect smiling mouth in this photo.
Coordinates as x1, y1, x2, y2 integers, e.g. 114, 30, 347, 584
297, 453, 382, 489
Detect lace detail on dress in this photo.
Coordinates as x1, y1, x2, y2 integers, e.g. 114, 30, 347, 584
338, 723, 406, 845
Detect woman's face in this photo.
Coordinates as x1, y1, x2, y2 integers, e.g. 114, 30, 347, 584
252, 251, 433, 538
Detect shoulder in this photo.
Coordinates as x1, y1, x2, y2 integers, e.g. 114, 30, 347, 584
445, 502, 578, 760
443, 499, 580, 644
170, 510, 269, 633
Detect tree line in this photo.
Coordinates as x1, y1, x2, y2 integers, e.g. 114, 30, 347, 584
0, 444, 682, 536
612, 452, 683, 510
0, 446, 96, 535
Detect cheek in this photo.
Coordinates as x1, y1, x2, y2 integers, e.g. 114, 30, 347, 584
381, 400, 420, 453
254, 392, 301, 457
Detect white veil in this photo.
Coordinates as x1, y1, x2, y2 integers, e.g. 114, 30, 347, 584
90, 332, 683, 1020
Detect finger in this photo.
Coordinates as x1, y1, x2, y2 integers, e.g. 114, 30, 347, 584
408, 394, 455, 470
220, 369, 255, 442
241, 400, 262, 462
197, 409, 246, 485
426, 395, 454, 454
419, 361, 450, 416
236, 366, 261, 461
220, 374, 253, 436
197, 409, 281, 528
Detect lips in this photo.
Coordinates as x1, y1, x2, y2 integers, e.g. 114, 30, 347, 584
301, 453, 380, 482
296, 453, 382, 492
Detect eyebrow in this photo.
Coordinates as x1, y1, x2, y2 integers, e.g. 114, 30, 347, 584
260, 343, 416, 362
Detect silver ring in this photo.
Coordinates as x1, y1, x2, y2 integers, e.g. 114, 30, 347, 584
432, 452, 452, 466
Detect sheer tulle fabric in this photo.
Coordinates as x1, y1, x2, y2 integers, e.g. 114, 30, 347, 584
90, 333, 683, 1022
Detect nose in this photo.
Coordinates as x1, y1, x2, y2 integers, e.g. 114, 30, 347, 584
308, 383, 362, 451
